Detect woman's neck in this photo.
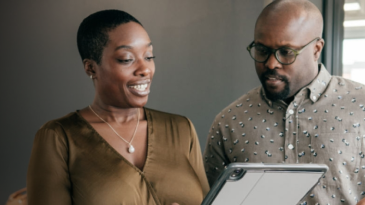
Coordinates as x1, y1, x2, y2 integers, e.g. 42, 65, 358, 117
89, 101, 140, 123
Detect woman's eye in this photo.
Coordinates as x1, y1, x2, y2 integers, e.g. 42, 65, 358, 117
118, 59, 133, 63
145, 56, 156, 61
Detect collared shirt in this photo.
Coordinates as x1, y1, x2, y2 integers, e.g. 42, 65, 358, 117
204, 64, 365, 205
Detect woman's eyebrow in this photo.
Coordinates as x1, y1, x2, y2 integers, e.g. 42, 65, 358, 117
115, 42, 152, 51
115, 45, 133, 51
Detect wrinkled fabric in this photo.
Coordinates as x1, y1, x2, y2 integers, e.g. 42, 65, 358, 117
27, 108, 209, 205
204, 65, 365, 205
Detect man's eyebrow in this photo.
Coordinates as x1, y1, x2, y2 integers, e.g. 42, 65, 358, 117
255, 42, 298, 49
115, 42, 153, 51
279, 44, 299, 48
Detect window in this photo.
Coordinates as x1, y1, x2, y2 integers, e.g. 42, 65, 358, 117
343, 0, 365, 84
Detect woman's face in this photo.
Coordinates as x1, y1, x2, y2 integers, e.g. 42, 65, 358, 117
93, 22, 155, 108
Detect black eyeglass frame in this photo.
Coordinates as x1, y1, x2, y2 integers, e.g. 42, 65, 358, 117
246, 37, 322, 65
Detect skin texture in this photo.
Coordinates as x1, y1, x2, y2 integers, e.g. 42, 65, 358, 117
80, 21, 154, 171
254, 0, 324, 103
6, 188, 27, 205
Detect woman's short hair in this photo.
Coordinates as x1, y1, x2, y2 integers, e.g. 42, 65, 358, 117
77, 10, 142, 64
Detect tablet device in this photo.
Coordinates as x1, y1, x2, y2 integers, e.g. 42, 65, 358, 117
202, 163, 328, 205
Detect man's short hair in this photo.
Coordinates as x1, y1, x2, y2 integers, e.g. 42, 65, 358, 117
77, 9, 142, 64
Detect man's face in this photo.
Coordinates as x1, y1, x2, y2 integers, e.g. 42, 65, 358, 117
254, 16, 320, 102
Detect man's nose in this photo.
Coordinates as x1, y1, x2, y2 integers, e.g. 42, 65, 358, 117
265, 52, 281, 70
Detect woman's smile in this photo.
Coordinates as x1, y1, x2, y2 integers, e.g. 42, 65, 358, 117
127, 80, 151, 97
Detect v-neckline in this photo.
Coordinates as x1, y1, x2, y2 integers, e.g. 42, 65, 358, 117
76, 107, 152, 174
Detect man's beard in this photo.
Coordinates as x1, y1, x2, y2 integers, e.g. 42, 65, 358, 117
260, 69, 290, 101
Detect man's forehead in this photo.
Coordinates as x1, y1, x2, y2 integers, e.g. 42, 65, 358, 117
254, 15, 312, 48
255, 0, 323, 41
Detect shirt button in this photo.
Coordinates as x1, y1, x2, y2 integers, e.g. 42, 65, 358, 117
312, 96, 317, 100
288, 109, 294, 115
288, 144, 294, 150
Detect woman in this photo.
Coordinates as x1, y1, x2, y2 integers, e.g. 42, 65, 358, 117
27, 10, 209, 205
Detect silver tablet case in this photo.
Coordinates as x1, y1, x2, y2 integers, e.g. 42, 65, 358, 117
202, 163, 328, 205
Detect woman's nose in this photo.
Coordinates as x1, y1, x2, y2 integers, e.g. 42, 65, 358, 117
135, 60, 152, 77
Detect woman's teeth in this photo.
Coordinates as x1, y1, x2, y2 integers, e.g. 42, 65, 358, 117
129, 84, 148, 91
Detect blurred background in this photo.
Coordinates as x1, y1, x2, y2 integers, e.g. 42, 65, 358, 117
343, 0, 365, 84
1, 0, 362, 202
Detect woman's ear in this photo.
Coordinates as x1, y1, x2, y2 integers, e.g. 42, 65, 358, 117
314, 39, 325, 62
83, 59, 97, 79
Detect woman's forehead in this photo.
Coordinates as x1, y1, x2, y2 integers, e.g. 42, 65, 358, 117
107, 22, 151, 49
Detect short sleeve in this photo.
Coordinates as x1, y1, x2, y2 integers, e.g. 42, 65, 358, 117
27, 121, 72, 205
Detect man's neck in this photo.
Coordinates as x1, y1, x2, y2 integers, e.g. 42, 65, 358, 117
284, 96, 295, 105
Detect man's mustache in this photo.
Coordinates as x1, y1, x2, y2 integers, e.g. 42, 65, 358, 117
260, 69, 289, 83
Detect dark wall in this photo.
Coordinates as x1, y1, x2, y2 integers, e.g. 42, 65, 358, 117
0, 0, 322, 202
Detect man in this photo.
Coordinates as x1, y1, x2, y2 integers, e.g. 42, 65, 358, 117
204, 0, 365, 204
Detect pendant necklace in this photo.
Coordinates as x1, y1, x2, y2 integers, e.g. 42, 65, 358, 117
89, 105, 140, 153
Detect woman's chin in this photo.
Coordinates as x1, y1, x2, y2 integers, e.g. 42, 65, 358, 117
129, 97, 149, 108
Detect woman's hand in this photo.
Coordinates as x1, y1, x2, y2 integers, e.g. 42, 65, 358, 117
357, 197, 365, 205
5, 188, 27, 205
170, 203, 179, 205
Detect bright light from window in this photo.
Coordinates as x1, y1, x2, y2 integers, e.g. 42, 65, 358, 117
343, 39, 365, 65
343, 39, 365, 85
344, 20, 365, 27
344, 2, 361, 11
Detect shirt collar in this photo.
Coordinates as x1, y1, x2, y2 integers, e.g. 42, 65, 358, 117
305, 64, 332, 103
261, 64, 332, 106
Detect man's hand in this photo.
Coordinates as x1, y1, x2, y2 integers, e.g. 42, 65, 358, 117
357, 197, 365, 205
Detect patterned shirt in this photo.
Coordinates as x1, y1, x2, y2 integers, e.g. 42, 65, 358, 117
204, 64, 365, 205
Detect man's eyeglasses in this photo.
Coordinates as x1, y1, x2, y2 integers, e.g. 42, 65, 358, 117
246, 37, 321, 65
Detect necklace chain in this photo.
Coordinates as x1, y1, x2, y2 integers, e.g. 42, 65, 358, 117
88, 105, 140, 153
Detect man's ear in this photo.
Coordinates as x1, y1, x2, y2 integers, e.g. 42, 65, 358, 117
314, 39, 325, 62
83, 59, 97, 79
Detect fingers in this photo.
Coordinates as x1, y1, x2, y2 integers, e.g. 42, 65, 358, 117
8, 188, 27, 199
170, 203, 180, 205
6, 194, 27, 205
19, 193, 28, 201
356, 198, 365, 205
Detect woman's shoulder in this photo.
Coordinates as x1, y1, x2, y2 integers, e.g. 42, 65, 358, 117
38, 111, 81, 134
33, 112, 81, 147
145, 108, 198, 142
145, 107, 192, 126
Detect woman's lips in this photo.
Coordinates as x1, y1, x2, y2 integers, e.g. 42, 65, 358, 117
128, 83, 150, 96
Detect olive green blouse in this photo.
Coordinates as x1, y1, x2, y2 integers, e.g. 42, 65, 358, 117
27, 108, 209, 205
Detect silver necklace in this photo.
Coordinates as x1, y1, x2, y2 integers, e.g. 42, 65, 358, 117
89, 105, 140, 154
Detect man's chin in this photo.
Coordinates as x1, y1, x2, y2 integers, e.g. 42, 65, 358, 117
263, 86, 289, 101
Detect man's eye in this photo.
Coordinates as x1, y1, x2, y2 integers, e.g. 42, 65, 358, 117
118, 59, 133, 63
279, 49, 295, 56
255, 46, 269, 55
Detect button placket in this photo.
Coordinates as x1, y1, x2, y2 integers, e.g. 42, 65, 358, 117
284, 104, 297, 163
